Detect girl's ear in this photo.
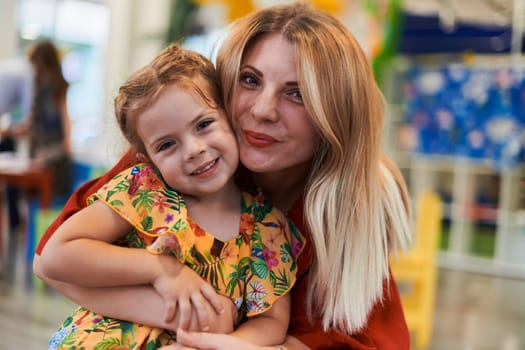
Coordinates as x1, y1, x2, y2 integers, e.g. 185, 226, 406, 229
136, 152, 148, 162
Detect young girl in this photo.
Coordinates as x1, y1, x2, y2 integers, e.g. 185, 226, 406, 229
42, 44, 303, 349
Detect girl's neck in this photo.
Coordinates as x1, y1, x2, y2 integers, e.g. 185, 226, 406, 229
183, 180, 241, 242
184, 180, 240, 210
252, 165, 309, 213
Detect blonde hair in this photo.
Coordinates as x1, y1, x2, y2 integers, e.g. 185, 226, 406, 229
216, 1, 411, 333
114, 44, 222, 156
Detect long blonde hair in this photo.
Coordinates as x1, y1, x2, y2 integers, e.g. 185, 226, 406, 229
216, 1, 412, 333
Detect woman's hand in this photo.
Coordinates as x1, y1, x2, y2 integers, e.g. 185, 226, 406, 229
159, 330, 310, 350
159, 329, 260, 350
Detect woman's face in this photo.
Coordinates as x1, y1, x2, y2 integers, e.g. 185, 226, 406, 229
231, 33, 320, 176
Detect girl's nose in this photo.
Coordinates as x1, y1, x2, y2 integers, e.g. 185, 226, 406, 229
251, 89, 278, 122
185, 137, 206, 160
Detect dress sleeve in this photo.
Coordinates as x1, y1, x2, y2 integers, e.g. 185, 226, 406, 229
243, 191, 305, 317
89, 163, 194, 262
35, 148, 139, 255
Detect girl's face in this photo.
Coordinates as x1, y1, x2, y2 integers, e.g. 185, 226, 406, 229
232, 33, 320, 177
137, 82, 239, 198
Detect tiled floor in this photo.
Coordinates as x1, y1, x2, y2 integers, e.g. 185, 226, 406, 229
429, 268, 525, 350
1, 229, 525, 350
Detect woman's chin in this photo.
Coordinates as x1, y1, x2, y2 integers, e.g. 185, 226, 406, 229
240, 157, 274, 173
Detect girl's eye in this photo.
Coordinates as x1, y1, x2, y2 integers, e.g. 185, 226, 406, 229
158, 140, 175, 152
196, 119, 213, 131
239, 73, 259, 87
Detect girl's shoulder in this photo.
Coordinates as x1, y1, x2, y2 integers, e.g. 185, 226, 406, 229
91, 163, 178, 202
88, 163, 189, 239
240, 188, 305, 259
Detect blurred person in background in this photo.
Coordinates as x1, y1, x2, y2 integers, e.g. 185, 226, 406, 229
0, 55, 34, 231
8, 40, 73, 202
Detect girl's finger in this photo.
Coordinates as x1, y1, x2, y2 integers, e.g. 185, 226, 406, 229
177, 299, 192, 330
200, 284, 224, 315
164, 300, 176, 323
190, 293, 210, 331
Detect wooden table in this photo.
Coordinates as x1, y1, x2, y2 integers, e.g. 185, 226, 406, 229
0, 154, 52, 260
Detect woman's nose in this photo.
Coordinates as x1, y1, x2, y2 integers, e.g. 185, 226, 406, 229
251, 89, 278, 122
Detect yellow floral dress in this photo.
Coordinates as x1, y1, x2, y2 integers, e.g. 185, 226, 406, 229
48, 163, 304, 350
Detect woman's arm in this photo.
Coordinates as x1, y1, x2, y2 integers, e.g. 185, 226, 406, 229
33, 258, 236, 334
171, 331, 309, 350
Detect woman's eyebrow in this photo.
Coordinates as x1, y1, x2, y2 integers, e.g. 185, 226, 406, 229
241, 64, 262, 76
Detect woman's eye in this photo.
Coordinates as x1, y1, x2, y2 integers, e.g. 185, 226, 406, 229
288, 89, 303, 103
196, 119, 213, 131
158, 140, 175, 152
240, 73, 259, 87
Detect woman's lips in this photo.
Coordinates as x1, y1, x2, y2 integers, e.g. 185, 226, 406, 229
243, 130, 277, 147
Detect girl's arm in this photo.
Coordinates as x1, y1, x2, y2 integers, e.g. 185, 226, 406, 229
36, 200, 227, 329
231, 294, 290, 346
37, 200, 183, 287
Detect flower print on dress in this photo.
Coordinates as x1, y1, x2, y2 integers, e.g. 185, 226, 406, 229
263, 246, 278, 269
88, 165, 305, 323
246, 281, 270, 313
190, 220, 206, 237
127, 165, 153, 195
164, 212, 175, 224
239, 212, 255, 244
48, 324, 77, 350
142, 170, 163, 191
153, 195, 170, 214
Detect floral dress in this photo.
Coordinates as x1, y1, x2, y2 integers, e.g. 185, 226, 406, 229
48, 163, 304, 350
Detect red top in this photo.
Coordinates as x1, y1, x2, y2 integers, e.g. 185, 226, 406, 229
35, 148, 410, 350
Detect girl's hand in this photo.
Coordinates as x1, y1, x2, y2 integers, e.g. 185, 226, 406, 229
152, 257, 227, 331
164, 291, 238, 334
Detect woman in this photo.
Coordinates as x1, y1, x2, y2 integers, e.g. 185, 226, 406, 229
10, 40, 73, 198
34, 2, 412, 349
29, 40, 72, 198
